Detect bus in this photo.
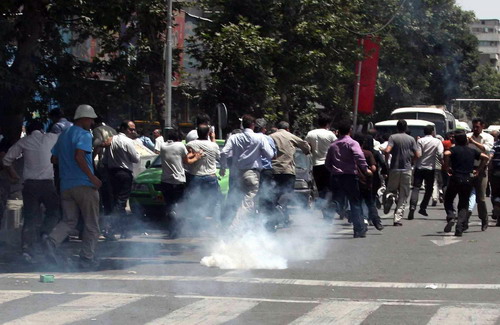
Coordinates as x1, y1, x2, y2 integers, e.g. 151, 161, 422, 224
390, 106, 455, 136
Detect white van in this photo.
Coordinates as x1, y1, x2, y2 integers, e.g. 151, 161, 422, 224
390, 106, 455, 136
375, 119, 436, 138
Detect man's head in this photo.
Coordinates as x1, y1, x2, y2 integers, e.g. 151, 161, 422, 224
73, 104, 97, 130
241, 114, 255, 130
119, 120, 137, 139
472, 118, 485, 136
196, 113, 210, 127
454, 130, 467, 146
277, 121, 289, 131
255, 118, 267, 133
318, 113, 332, 129
197, 125, 210, 140
423, 125, 434, 136
337, 120, 352, 136
491, 129, 499, 141
165, 129, 183, 142
26, 119, 44, 135
48, 108, 64, 123
397, 119, 407, 133
153, 129, 162, 139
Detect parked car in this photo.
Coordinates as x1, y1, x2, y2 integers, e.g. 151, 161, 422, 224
292, 148, 316, 208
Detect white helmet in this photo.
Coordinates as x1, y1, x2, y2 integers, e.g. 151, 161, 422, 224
74, 104, 97, 120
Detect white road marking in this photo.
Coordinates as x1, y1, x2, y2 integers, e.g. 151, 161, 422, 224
145, 298, 258, 325
3, 294, 142, 325
290, 301, 382, 324
427, 306, 500, 325
0, 291, 32, 304
430, 237, 462, 246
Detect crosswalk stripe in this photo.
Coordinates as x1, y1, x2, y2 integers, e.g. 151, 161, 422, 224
427, 306, 500, 325
145, 298, 258, 325
290, 301, 382, 325
3, 294, 142, 325
0, 292, 32, 304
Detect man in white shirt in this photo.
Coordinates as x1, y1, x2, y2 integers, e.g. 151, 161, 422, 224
305, 113, 337, 219
408, 125, 444, 220
153, 128, 164, 153
220, 115, 274, 222
160, 129, 188, 238
185, 114, 211, 143
3, 120, 60, 262
104, 120, 140, 239
466, 118, 494, 231
48, 108, 73, 134
184, 126, 220, 220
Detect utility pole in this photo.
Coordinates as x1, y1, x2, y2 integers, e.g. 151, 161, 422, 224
353, 38, 364, 132
164, 0, 173, 130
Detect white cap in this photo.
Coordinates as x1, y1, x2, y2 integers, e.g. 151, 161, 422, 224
74, 104, 97, 120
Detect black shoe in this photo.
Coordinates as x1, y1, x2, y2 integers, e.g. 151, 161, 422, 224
393, 222, 403, 227
42, 237, 61, 265
384, 194, 394, 214
463, 223, 469, 232
444, 220, 455, 233
454, 231, 462, 237
481, 221, 488, 231
353, 231, 367, 238
431, 200, 437, 207
408, 210, 415, 220
418, 209, 428, 217
496, 219, 500, 227
103, 231, 117, 241
373, 222, 384, 231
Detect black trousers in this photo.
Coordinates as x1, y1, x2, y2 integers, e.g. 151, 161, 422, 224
258, 169, 275, 217
108, 168, 133, 234
409, 169, 435, 211
331, 174, 364, 234
22, 180, 61, 254
444, 176, 473, 232
313, 165, 330, 199
160, 182, 185, 235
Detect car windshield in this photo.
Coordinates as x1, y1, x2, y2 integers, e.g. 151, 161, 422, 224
294, 149, 310, 170
391, 112, 445, 135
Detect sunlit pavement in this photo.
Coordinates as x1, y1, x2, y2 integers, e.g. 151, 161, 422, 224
0, 201, 499, 324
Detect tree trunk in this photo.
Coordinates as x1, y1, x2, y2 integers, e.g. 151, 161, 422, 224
0, 0, 49, 144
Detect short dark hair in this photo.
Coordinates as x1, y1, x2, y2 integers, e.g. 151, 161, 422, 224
119, 120, 133, 133
241, 114, 255, 129
397, 119, 407, 132
337, 120, 352, 135
454, 130, 467, 146
165, 129, 183, 142
277, 121, 289, 130
197, 125, 210, 139
317, 113, 332, 128
48, 108, 64, 119
353, 133, 365, 147
26, 119, 43, 135
423, 125, 434, 135
196, 113, 210, 126
472, 117, 484, 125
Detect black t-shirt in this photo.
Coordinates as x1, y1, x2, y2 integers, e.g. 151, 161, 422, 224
450, 145, 480, 175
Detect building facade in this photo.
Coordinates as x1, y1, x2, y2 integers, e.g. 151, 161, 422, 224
470, 19, 500, 72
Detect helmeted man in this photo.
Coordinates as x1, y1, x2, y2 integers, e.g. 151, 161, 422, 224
43, 104, 102, 269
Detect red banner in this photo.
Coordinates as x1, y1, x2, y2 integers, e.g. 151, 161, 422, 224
354, 37, 381, 115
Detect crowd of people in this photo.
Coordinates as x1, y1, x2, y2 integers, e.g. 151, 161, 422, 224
0, 104, 499, 269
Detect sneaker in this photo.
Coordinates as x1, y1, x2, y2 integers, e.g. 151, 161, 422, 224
454, 230, 462, 237
384, 194, 394, 214
481, 221, 488, 231
373, 222, 384, 231
353, 231, 367, 238
393, 221, 403, 227
418, 209, 428, 217
444, 220, 455, 233
407, 210, 415, 220
431, 199, 437, 207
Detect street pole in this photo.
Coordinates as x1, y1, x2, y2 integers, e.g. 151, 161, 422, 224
353, 38, 364, 133
164, 0, 173, 130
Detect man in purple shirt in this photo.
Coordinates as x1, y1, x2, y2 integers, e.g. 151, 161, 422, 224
325, 120, 373, 238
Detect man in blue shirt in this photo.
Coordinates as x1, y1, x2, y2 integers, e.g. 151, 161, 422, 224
220, 115, 274, 226
43, 104, 102, 269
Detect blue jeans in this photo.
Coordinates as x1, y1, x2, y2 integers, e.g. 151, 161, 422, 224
187, 175, 220, 219
331, 174, 364, 233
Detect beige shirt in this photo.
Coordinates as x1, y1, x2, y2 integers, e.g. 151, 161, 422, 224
186, 140, 220, 176
271, 129, 311, 175
467, 131, 494, 167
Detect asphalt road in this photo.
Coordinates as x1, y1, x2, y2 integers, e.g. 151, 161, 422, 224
0, 200, 499, 324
